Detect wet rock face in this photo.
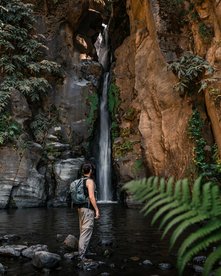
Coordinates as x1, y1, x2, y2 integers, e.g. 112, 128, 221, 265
0, 0, 104, 208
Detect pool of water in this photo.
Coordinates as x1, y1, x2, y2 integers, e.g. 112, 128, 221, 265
0, 204, 180, 275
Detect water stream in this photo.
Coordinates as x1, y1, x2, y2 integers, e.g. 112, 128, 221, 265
96, 25, 113, 201
0, 205, 181, 275
98, 72, 112, 201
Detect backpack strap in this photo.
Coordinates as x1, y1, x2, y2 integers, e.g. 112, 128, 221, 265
82, 176, 90, 208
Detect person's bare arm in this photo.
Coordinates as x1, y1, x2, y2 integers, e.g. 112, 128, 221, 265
86, 179, 100, 219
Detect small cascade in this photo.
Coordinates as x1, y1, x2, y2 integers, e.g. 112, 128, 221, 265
96, 25, 113, 202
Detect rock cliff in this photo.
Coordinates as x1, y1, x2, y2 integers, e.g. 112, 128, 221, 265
112, 0, 221, 187
0, 0, 221, 208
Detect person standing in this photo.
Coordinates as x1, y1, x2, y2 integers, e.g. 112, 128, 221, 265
77, 162, 100, 261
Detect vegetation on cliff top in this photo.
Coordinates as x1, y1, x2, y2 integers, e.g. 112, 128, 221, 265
0, 0, 61, 145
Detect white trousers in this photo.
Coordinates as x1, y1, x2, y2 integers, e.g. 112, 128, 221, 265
78, 207, 94, 259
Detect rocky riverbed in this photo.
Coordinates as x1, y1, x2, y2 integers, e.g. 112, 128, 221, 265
0, 205, 202, 276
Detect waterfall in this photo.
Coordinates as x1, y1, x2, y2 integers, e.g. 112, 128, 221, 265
95, 25, 113, 202
98, 72, 112, 201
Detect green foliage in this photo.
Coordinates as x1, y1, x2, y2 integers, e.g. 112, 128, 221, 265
110, 121, 119, 141
198, 22, 214, 44
0, 113, 22, 145
0, 0, 61, 112
132, 159, 144, 175
108, 82, 120, 119
125, 176, 221, 275
188, 109, 207, 172
30, 106, 59, 143
113, 140, 133, 157
188, 109, 221, 180
208, 87, 221, 105
86, 92, 99, 135
108, 82, 121, 140
168, 52, 213, 96
123, 107, 137, 121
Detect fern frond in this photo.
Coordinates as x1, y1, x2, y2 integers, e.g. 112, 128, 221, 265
191, 176, 203, 207
203, 245, 221, 276
211, 185, 221, 216
141, 188, 159, 202
141, 192, 166, 213
151, 201, 180, 226
144, 197, 174, 217
173, 179, 182, 200
142, 177, 175, 214
166, 176, 174, 196
138, 177, 159, 201
201, 182, 212, 211
215, 267, 221, 276
162, 210, 197, 238
133, 179, 155, 202
124, 178, 156, 203
124, 178, 147, 194
152, 179, 183, 225
178, 229, 221, 275
159, 204, 190, 230
178, 220, 221, 257
170, 214, 210, 249
181, 178, 191, 203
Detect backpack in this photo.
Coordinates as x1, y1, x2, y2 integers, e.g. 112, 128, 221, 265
69, 177, 88, 205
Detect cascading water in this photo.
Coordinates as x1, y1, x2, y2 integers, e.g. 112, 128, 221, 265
96, 25, 113, 202
98, 72, 112, 201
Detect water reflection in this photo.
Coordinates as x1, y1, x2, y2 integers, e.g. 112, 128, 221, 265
96, 204, 115, 245
0, 205, 180, 275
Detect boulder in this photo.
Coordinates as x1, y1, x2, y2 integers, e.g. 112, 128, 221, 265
32, 251, 61, 269
22, 244, 48, 259
0, 245, 27, 257
0, 263, 5, 274
63, 234, 78, 250
51, 158, 84, 206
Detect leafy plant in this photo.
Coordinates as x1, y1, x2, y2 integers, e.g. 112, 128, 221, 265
123, 107, 137, 121
132, 159, 144, 175
86, 92, 99, 136
108, 82, 121, 140
30, 106, 59, 143
0, 113, 22, 145
168, 52, 213, 96
198, 22, 214, 44
0, 0, 61, 112
188, 109, 221, 181
188, 109, 207, 172
113, 140, 133, 157
125, 176, 221, 275
108, 82, 121, 119
208, 87, 221, 105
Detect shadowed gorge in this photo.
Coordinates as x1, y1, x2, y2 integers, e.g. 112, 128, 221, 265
1, 0, 221, 274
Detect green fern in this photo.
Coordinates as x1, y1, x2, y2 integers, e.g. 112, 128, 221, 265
124, 176, 221, 275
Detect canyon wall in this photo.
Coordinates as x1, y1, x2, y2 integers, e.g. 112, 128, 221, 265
1, 0, 221, 207
0, 0, 105, 208
112, 0, 221, 187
